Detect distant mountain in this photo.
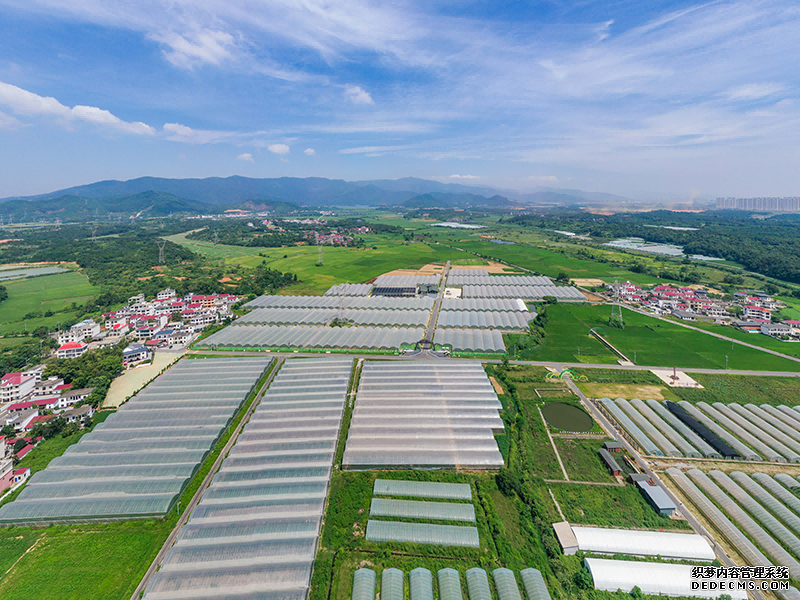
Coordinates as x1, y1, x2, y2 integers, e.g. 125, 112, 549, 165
228, 199, 303, 215
0, 191, 212, 221
358, 177, 507, 198
401, 192, 521, 209
517, 188, 636, 206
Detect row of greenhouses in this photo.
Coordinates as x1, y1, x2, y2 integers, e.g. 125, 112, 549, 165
460, 285, 586, 300
599, 398, 800, 462
324, 283, 373, 296
352, 567, 552, 600
446, 274, 554, 286
440, 298, 530, 312
245, 294, 435, 310
374, 274, 441, 287
436, 310, 533, 330
196, 324, 425, 352
433, 328, 506, 354
0, 358, 271, 524
238, 307, 431, 327
343, 362, 505, 470
366, 520, 480, 547
142, 357, 353, 600
667, 467, 800, 588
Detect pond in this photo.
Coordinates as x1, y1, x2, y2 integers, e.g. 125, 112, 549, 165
541, 402, 594, 432
0, 266, 69, 281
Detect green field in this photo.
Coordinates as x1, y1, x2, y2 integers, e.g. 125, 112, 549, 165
554, 438, 616, 483
0, 270, 97, 334
686, 319, 800, 358
550, 304, 800, 371
670, 373, 800, 407
166, 232, 473, 295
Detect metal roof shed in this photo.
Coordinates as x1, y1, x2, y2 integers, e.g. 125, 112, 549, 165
635, 479, 676, 516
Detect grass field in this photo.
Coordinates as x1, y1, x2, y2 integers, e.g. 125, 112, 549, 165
670, 372, 800, 407
577, 382, 680, 401
553, 304, 800, 371
687, 319, 800, 358
0, 270, 97, 334
166, 232, 473, 295
553, 438, 616, 482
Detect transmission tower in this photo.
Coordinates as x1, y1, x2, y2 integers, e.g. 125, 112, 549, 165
609, 279, 625, 328
157, 239, 167, 264
213, 230, 219, 245
91, 226, 98, 242
316, 234, 323, 267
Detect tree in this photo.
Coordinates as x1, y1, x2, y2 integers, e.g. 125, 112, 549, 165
13, 438, 28, 453
1, 424, 16, 437
574, 569, 593, 590
0, 284, 7, 303
764, 283, 780, 296
556, 271, 570, 283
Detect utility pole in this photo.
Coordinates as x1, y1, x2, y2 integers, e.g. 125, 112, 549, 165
725, 355, 729, 370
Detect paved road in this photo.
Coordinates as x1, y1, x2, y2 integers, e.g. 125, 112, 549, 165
423, 260, 450, 346
129, 358, 284, 600
564, 377, 769, 600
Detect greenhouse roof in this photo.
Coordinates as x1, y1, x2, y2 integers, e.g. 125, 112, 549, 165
572, 526, 715, 561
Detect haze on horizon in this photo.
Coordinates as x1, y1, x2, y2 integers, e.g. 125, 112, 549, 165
0, 0, 798, 201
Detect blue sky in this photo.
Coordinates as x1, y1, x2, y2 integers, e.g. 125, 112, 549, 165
0, 0, 798, 200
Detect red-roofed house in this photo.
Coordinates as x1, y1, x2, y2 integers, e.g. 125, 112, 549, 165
12, 467, 30, 486
24, 414, 55, 431
0, 372, 36, 403
15, 444, 35, 460
8, 398, 59, 413
56, 341, 88, 359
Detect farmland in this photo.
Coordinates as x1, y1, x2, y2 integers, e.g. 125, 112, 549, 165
553, 438, 617, 483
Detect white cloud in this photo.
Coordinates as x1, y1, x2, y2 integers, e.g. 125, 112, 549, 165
449, 174, 479, 179
237, 153, 254, 162
344, 85, 374, 105
304, 148, 316, 156
0, 109, 25, 130
163, 123, 237, 144
150, 29, 236, 70
268, 143, 290, 154
339, 145, 410, 154
529, 175, 558, 182
726, 83, 784, 101
0, 80, 155, 135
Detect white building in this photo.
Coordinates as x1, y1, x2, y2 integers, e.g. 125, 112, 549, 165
58, 318, 101, 345
157, 288, 177, 301
123, 343, 151, 365
0, 372, 36, 403
56, 341, 89, 359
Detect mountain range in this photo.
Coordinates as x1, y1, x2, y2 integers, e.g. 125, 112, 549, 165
0, 176, 638, 222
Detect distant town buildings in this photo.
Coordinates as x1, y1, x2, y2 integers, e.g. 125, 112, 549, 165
716, 197, 800, 211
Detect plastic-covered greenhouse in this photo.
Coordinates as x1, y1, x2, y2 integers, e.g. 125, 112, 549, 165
365, 520, 480, 547
465, 568, 492, 600
749, 404, 800, 444
196, 325, 425, 352
492, 568, 522, 600
435, 310, 533, 330
382, 568, 404, 600
433, 328, 506, 354
700, 402, 788, 462
438, 569, 463, 600
325, 283, 373, 296
0, 357, 271, 524
238, 308, 431, 328
410, 568, 434, 600
373, 480, 472, 500
752, 473, 800, 515
584, 558, 747, 599
729, 472, 800, 537
246, 294, 435, 310
685, 469, 800, 579
352, 568, 377, 600
665, 401, 737, 459
775, 472, 800, 489
725, 403, 800, 462
629, 399, 699, 457
374, 274, 441, 287
777, 405, 800, 426
447, 274, 553, 286
344, 362, 504, 469
647, 400, 720, 458
666, 468, 770, 570
460, 285, 585, 300
677, 401, 759, 460
141, 357, 353, 600
519, 568, 552, 600
571, 526, 714, 560
370, 499, 475, 522
597, 399, 662, 456
616, 399, 681, 457
440, 298, 530, 312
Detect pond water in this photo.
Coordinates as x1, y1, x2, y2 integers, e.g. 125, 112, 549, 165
541, 402, 594, 432
0, 266, 69, 281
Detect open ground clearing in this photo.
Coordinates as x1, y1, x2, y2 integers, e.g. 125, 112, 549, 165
103, 349, 186, 408
553, 438, 616, 483
577, 382, 679, 401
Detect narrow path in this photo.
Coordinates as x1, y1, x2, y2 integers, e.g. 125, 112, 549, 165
548, 488, 566, 521
423, 260, 449, 346
538, 405, 569, 481
544, 479, 625, 487
129, 358, 284, 600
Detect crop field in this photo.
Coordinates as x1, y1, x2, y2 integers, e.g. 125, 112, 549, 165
557, 304, 800, 371
577, 382, 680, 401
553, 438, 616, 483
0, 270, 96, 333
687, 319, 800, 358
167, 232, 472, 295
670, 372, 800, 407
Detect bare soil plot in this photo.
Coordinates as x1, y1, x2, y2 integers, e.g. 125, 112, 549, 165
580, 382, 672, 400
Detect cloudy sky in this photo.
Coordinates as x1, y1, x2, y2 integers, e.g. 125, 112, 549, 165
0, 0, 798, 200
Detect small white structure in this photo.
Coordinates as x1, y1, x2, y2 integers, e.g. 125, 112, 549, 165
572, 527, 715, 561
56, 341, 88, 359
584, 558, 747, 599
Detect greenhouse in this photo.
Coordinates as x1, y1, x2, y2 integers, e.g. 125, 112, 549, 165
141, 357, 352, 600
440, 298, 530, 312
465, 568, 492, 600
778, 405, 800, 426
370, 499, 475, 522
374, 274, 441, 287
584, 558, 747, 599
757, 405, 800, 443
196, 325, 426, 353
571, 526, 715, 561
698, 402, 786, 462
519, 569, 552, 600
245, 294, 435, 311
351, 569, 377, 600
630, 399, 700, 457
492, 568, 522, 600
382, 569, 405, 600
410, 568, 434, 600
0, 357, 271, 524
238, 307, 431, 327
686, 469, 800, 579
433, 328, 506, 354
677, 402, 758, 460
438, 569, 464, 600
460, 284, 585, 300
446, 274, 554, 286
729, 472, 800, 537
615, 399, 681, 457
325, 283, 373, 296
435, 310, 533, 330
726, 404, 800, 462
372, 480, 472, 500
365, 520, 480, 547
597, 399, 662, 456
647, 400, 720, 458
344, 362, 504, 469
775, 472, 800, 489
